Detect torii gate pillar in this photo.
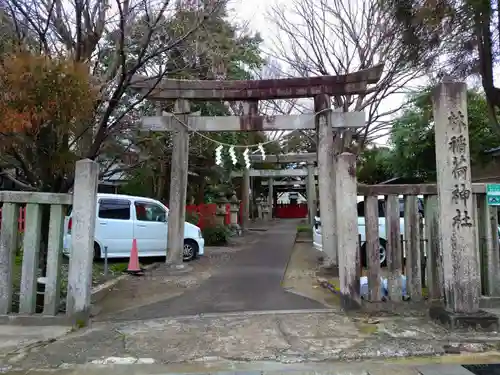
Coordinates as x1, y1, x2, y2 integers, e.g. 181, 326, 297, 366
268, 177, 274, 218
306, 162, 317, 225
315, 94, 337, 266
241, 168, 250, 231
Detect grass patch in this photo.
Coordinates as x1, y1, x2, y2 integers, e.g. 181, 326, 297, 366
11, 251, 128, 313
296, 224, 312, 235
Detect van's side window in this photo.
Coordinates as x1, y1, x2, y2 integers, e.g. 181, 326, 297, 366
98, 199, 131, 220
135, 202, 166, 222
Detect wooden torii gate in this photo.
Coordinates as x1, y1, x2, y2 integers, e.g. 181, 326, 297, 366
130, 66, 383, 274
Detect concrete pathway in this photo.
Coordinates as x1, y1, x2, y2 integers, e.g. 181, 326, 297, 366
5, 310, 500, 372
103, 220, 324, 321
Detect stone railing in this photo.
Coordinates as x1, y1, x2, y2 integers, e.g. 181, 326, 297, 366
0, 159, 98, 323
355, 183, 499, 303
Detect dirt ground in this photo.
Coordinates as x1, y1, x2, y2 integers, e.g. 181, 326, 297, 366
281, 236, 433, 319
281, 241, 342, 309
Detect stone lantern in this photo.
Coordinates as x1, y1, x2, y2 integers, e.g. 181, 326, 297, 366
228, 191, 241, 235
214, 191, 228, 227
260, 194, 270, 221
256, 195, 264, 220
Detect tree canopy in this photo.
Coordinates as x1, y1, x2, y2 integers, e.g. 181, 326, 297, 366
357, 88, 500, 183
0, 51, 98, 190
0, 0, 266, 197
385, 0, 500, 132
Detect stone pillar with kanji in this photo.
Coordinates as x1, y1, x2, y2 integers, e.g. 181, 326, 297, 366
429, 80, 498, 330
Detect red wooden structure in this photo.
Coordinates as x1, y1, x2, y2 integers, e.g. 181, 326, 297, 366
186, 203, 236, 229
275, 203, 308, 219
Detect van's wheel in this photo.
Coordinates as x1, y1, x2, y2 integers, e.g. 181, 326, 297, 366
94, 242, 101, 261
360, 239, 387, 268
183, 240, 198, 262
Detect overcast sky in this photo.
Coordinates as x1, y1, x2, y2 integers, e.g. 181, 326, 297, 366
227, 0, 424, 146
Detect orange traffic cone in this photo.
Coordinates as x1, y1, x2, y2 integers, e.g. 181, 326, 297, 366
127, 239, 143, 275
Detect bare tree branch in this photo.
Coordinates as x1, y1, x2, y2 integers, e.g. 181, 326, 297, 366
267, 0, 429, 152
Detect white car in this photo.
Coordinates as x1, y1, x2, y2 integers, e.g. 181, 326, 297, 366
313, 197, 500, 267
313, 197, 424, 267
63, 193, 205, 261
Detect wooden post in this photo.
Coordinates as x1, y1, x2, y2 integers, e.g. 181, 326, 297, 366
430, 81, 497, 330
166, 99, 190, 266
66, 159, 99, 318
315, 94, 337, 266
307, 162, 317, 225
336, 152, 361, 309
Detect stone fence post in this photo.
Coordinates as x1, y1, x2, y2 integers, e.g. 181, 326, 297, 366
335, 152, 361, 310
66, 159, 98, 320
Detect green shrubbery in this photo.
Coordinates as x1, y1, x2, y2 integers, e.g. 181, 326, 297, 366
202, 225, 230, 246
185, 211, 200, 225
296, 224, 312, 235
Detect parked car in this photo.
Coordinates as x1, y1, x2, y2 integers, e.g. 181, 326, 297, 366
313, 196, 424, 267
313, 197, 500, 268
63, 193, 204, 261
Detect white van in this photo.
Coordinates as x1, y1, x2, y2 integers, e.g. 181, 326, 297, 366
62, 193, 205, 261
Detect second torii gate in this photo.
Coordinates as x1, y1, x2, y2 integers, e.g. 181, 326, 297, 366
130, 66, 383, 274
248, 152, 318, 224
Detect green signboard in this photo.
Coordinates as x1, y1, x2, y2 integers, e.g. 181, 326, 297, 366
487, 184, 500, 206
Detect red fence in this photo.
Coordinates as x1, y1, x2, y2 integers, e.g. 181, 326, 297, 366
275, 203, 308, 219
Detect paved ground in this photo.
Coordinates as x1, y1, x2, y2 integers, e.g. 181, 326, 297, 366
5, 362, 500, 375
6, 220, 500, 373
4, 310, 500, 372
100, 220, 323, 321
